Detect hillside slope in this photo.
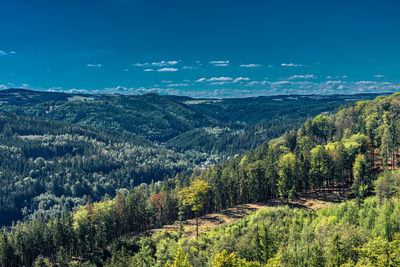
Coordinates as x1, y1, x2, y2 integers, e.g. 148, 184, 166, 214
0, 89, 385, 159
0, 113, 194, 225
0, 89, 215, 142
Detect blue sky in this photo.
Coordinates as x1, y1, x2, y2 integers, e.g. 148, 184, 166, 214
1, 0, 400, 97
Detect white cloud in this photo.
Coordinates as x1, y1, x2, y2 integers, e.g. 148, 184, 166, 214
152, 60, 180, 67
134, 60, 180, 67
209, 60, 229, 64
355, 81, 375, 85
157, 68, 178, 72
152, 61, 169, 67
167, 83, 189, 87
167, 61, 179, 65
196, 77, 233, 82
281, 63, 305, 67
208, 77, 233, 82
210, 82, 231, 85
209, 60, 230, 66
374, 74, 384, 78
288, 74, 315, 80
66, 88, 90, 94
87, 64, 102, 67
83, 79, 400, 98
325, 80, 344, 85
0, 50, 16, 56
233, 77, 250, 83
123, 68, 129, 72
246, 81, 267, 86
144, 68, 154, 72
270, 81, 290, 86
240, 64, 262, 68
196, 76, 249, 84
47, 86, 63, 92
327, 75, 348, 79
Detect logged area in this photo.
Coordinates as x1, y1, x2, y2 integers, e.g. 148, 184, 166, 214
153, 185, 348, 238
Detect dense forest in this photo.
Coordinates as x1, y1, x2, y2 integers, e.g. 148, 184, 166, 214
1, 92, 400, 266
0, 113, 196, 225
0, 89, 382, 159
0, 89, 375, 225
106, 179, 400, 267
0, 89, 381, 225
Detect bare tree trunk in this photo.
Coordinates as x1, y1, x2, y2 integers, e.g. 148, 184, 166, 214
362, 176, 365, 198
393, 151, 396, 169
342, 171, 345, 196
196, 213, 199, 239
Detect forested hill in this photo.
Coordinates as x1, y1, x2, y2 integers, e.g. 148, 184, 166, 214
0, 89, 216, 142
0, 112, 195, 225
197, 92, 400, 209
1, 92, 399, 266
0, 90, 385, 226
0, 89, 385, 159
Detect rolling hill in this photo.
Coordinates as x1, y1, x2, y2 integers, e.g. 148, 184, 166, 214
0, 89, 385, 159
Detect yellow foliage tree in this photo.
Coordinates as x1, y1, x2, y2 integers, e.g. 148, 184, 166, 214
165, 246, 192, 267
178, 179, 210, 238
213, 250, 261, 267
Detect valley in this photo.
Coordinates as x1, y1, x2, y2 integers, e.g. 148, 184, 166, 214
0, 89, 399, 266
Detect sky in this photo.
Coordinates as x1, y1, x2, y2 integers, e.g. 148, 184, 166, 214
1, 0, 400, 98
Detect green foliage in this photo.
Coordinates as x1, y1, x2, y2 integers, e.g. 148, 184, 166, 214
0, 91, 399, 266
251, 225, 276, 263
375, 171, 400, 202
0, 90, 378, 226
166, 246, 192, 267
100, 195, 400, 267
34, 256, 51, 267
212, 250, 261, 267
309, 245, 326, 267
309, 145, 331, 189
0, 112, 195, 225
278, 153, 297, 200
179, 180, 211, 213
353, 154, 368, 198
179, 180, 211, 238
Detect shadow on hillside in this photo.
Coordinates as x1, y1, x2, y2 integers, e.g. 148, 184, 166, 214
220, 206, 256, 219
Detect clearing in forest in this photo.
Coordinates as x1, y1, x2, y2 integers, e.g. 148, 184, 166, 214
151, 184, 350, 237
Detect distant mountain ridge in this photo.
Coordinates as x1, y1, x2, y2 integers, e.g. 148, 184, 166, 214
0, 88, 388, 158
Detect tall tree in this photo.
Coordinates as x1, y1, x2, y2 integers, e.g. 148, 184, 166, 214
380, 125, 393, 169
353, 154, 367, 199
151, 192, 167, 226
309, 146, 329, 191
178, 180, 210, 238
278, 153, 297, 202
